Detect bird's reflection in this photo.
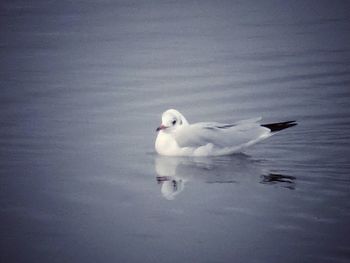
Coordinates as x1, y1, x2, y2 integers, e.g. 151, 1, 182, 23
156, 176, 184, 200
155, 154, 295, 200
260, 173, 296, 190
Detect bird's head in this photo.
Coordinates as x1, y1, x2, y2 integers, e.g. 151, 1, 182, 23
156, 109, 188, 132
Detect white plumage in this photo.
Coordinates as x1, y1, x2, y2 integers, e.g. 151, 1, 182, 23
155, 109, 296, 156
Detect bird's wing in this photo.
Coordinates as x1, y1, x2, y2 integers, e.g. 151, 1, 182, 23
232, 117, 262, 125
174, 118, 268, 148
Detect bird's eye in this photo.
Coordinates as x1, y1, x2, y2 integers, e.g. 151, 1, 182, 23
172, 120, 177, 125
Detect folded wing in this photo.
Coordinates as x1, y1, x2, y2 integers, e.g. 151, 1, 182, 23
174, 117, 270, 148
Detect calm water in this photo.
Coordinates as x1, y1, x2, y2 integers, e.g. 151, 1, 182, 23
1, 1, 350, 262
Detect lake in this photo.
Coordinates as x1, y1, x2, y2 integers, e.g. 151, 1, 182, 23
1, 0, 350, 262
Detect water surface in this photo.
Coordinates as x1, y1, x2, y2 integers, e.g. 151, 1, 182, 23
1, 1, 350, 262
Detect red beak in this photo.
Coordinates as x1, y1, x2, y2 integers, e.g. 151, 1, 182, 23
156, 124, 167, 132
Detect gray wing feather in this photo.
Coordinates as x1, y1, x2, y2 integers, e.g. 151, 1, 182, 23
174, 117, 268, 148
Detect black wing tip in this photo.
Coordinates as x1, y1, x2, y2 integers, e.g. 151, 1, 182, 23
261, 120, 297, 132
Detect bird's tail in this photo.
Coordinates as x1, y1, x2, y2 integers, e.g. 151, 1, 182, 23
261, 121, 297, 132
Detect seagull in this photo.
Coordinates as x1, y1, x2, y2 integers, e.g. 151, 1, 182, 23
155, 109, 297, 156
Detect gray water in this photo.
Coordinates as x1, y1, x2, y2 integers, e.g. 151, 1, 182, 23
1, 1, 350, 262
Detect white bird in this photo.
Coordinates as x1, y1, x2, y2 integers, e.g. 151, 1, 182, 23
155, 109, 297, 156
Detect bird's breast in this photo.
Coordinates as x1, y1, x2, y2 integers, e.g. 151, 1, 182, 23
155, 132, 180, 156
